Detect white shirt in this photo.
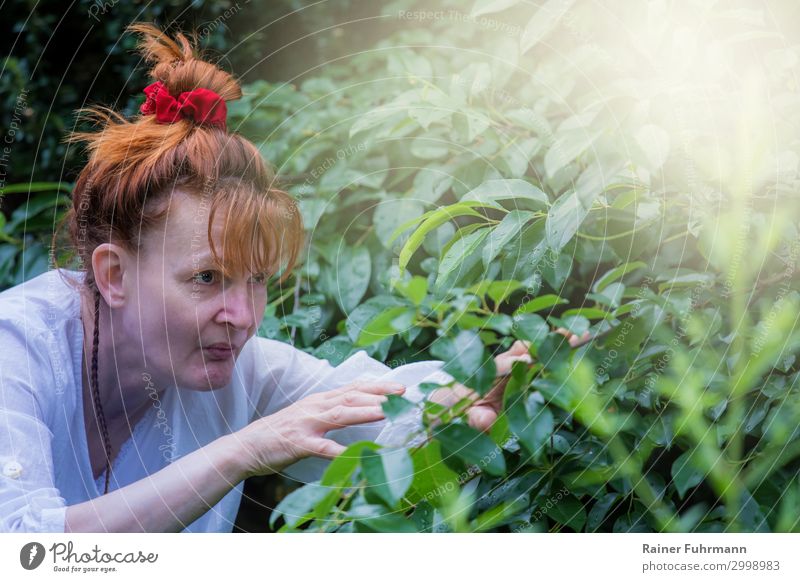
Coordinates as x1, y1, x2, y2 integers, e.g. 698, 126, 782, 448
0, 269, 451, 532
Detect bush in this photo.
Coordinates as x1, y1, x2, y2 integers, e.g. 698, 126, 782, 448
226, 0, 800, 532
4, 0, 799, 533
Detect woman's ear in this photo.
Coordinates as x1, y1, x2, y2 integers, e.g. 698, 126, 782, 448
91, 243, 130, 309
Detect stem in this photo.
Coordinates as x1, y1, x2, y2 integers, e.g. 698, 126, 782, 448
323, 478, 365, 532
269, 286, 296, 308
605, 434, 679, 532
289, 274, 302, 342
355, 225, 373, 246
744, 440, 800, 490
576, 218, 661, 241
661, 229, 690, 244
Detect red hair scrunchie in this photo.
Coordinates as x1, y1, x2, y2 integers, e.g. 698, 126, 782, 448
140, 81, 227, 130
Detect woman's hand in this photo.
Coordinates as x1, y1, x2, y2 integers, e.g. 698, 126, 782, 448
430, 328, 592, 433
235, 381, 405, 478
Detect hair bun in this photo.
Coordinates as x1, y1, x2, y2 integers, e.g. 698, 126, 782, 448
127, 22, 242, 106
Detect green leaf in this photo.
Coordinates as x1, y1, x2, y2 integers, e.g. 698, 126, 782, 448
354, 514, 418, 533
514, 294, 569, 315
346, 296, 405, 343
463, 179, 549, 211
312, 336, 357, 366
500, 137, 540, 177
738, 490, 770, 532
410, 441, 460, 507
546, 495, 587, 531
435, 423, 507, 477
335, 246, 371, 313
321, 441, 381, 487
315, 441, 381, 519
471, 499, 529, 532
298, 198, 328, 232
462, 110, 492, 141
671, 450, 705, 499
349, 106, 405, 138
531, 376, 573, 410
373, 198, 425, 250
455, 62, 492, 98
545, 190, 592, 251
512, 313, 550, 345
361, 448, 415, 508
587, 492, 619, 531
593, 261, 647, 293
0, 182, 72, 195
7, 190, 70, 233
544, 128, 602, 179
561, 307, 610, 320
270, 483, 333, 529
435, 227, 491, 290
381, 394, 416, 420
410, 136, 449, 159
397, 202, 493, 271
597, 282, 625, 308
413, 170, 453, 204
432, 330, 497, 395
507, 395, 554, 461
439, 222, 489, 259
484, 280, 523, 305
457, 313, 514, 335
356, 305, 415, 346
394, 276, 428, 306
657, 273, 715, 293
520, 0, 578, 54
482, 211, 538, 266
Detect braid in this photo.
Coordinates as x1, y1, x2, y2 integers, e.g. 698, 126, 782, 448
90, 288, 113, 495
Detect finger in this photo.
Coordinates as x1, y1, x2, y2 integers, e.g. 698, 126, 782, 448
495, 352, 534, 377
307, 438, 346, 459
508, 340, 532, 355
429, 384, 479, 407
325, 381, 406, 399
467, 406, 498, 433
568, 330, 592, 347
322, 405, 386, 428
335, 392, 392, 407
555, 326, 587, 347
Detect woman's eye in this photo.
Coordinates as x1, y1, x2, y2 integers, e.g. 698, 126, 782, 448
250, 272, 267, 285
192, 270, 217, 285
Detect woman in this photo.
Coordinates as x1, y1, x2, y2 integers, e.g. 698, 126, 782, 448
0, 24, 579, 533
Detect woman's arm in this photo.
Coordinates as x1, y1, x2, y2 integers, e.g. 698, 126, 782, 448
64, 432, 247, 532
64, 380, 403, 532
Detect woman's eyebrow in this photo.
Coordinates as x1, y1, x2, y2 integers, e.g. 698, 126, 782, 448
190, 252, 214, 264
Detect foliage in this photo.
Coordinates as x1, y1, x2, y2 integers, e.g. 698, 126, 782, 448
0, 182, 71, 288
0, 0, 244, 186
4, 0, 800, 532
227, 0, 800, 532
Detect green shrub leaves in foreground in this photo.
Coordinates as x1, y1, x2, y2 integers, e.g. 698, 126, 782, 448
252, 1, 800, 532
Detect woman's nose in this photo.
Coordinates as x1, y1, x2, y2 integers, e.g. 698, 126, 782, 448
215, 284, 257, 329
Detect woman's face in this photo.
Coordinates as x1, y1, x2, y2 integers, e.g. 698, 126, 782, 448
122, 189, 268, 391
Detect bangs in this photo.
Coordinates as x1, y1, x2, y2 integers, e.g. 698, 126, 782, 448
206, 183, 303, 283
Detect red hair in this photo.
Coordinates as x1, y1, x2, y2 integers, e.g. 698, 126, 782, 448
54, 22, 303, 293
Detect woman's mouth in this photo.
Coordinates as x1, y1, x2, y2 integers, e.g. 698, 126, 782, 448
203, 344, 237, 360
